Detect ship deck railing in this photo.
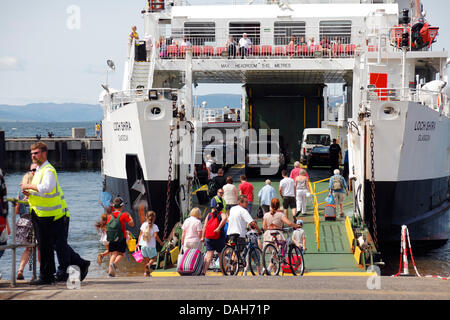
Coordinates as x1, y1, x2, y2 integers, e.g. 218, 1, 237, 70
364, 87, 450, 117
156, 28, 363, 60
108, 88, 178, 112
194, 107, 243, 123
166, 0, 394, 7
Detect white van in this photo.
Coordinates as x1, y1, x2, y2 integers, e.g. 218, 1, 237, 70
300, 128, 332, 164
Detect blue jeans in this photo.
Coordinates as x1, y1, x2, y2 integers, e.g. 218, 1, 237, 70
246, 202, 253, 216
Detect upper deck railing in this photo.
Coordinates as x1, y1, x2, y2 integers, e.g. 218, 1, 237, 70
170, 0, 394, 6
194, 107, 243, 123
145, 23, 438, 61
364, 87, 450, 117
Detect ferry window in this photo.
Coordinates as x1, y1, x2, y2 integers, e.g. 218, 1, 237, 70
274, 21, 306, 45
182, 22, 215, 45
319, 20, 352, 45
229, 22, 260, 45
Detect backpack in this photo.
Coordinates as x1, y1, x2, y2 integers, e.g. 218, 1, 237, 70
205, 211, 221, 240
331, 176, 343, 191
210, 162, 220, 174
208, 179, 219, 198
106, 211, 124, 242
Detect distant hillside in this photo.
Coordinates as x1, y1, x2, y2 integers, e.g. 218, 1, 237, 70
195, 94, 242, 108
0, 94, 243, 122
0, 103, 103, 122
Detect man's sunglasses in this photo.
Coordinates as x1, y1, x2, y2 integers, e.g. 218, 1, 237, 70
30, 169, 37, 172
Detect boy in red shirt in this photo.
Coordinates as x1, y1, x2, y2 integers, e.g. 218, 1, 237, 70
106, 197, 134, 277
238, 175, 254, 216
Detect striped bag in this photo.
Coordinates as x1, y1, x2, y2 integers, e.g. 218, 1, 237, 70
177, 248, 204, 276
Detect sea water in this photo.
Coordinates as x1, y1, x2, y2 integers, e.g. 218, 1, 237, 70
1, 170, 146, 280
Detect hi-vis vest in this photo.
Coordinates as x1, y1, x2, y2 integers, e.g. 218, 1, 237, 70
28, 163, 69, 220
214, 196, 226, 213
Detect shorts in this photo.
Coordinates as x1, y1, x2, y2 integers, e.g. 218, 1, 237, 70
205, 237, 225, 253
332, 192, 345, 205
141, 246, 157, 259
108, 239, 127, 253
282, 196, 296, 209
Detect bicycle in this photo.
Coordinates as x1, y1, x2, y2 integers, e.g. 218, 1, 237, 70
220, 232, 264, 276
262, 227, 305, 276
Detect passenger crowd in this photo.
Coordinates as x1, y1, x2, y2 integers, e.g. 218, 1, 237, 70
129, 26, 353, 62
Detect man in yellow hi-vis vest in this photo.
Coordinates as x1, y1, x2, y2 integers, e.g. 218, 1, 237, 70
21, 142, 90, 285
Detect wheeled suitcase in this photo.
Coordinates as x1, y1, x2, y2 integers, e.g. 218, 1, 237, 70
324, 204, 337, 221
177, 248, 204, 276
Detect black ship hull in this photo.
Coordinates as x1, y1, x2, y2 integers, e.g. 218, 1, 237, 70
364, 176, 450, 246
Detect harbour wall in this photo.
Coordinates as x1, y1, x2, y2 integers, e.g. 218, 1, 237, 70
0, 130, 102, 171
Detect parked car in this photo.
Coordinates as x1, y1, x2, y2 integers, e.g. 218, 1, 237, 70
307, 146, 330, 169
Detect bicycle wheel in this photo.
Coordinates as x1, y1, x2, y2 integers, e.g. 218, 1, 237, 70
220, 245, 239, 276
288, 245, 305, 276
248, 247, 263, 276
262, 244, 281, 276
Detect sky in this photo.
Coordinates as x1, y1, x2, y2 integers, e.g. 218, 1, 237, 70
0, 0, 449, 106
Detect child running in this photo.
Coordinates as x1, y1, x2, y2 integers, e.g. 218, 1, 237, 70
292, 219, 306, 253
138, 211, 164, 277
95, 206, 112, 265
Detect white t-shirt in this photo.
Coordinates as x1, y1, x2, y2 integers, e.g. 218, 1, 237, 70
227, 205, 254, 237
181, 216, 202, 244
206, 158, 218, 179
139, 222, 159, 248
280, 177, 295, 197
223, 183, 238, 205
239, 37, 252, 48
292, 228, 306, 248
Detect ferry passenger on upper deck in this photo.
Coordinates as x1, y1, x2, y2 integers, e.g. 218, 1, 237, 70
299, 36, 307, 45
288, 35, 297, 58
181, 37, 192, 47
321, 36, 331, 57
226, 35, 237, 59
307, 37, 315, 47
238, 33, 252, 59
129, 26, 139, 45
157, 36, 168, 59
144, 34, 153, 62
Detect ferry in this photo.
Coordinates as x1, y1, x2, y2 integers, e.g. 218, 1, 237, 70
98, 0, 449, 248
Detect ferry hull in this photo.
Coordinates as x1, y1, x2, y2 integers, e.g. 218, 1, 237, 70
104, 175, 180, 239
364, 178, 450, 245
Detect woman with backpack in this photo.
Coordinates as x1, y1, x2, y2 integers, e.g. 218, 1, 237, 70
201, 202, 228, 275
106, 197, 134, 277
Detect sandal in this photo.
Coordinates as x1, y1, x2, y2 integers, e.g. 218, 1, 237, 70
97, 253, 103, 265
17, 271, 24, 280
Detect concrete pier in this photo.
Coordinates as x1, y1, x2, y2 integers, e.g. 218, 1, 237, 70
0, 130, 102, 170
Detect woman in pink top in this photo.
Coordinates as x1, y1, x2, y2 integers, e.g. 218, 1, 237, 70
181, 207, 203, 251
262, 198, 299, 247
